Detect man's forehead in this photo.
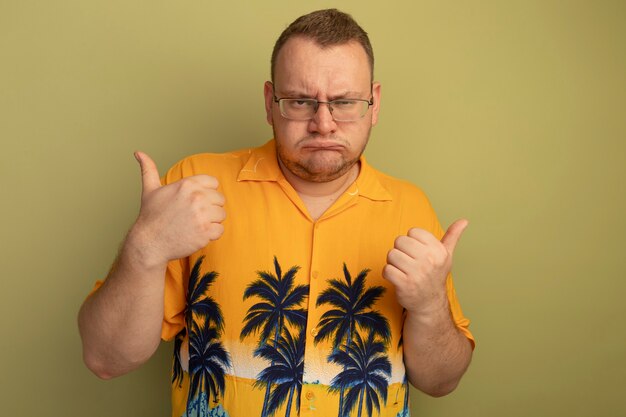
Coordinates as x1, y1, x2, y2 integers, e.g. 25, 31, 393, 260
273, 68, 370, 95
273, 38, 372, 94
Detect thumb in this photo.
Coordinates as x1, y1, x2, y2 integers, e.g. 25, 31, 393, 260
441, 218, 469, 255
134, 151, 162, 195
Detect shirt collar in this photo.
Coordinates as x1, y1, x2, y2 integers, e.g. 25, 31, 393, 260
237, 139, 283, 182
237, 139, 392, 202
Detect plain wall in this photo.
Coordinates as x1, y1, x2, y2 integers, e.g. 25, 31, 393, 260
1, 1, 625, 416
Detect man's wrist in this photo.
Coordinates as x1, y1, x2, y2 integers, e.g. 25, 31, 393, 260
122, 225, 169, 272
405, 296, 453, 327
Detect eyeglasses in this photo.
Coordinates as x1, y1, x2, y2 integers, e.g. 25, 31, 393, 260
273, 95, 374, 122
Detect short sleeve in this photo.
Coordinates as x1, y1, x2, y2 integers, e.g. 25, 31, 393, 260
161, 257, 187, 341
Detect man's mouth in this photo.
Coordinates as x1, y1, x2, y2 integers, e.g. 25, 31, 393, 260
301, 141, 345, 151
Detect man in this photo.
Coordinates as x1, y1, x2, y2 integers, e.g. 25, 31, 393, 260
79, 8, 474, 417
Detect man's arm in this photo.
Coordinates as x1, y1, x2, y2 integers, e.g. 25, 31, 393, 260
77, 231, 168, 379
384, 219, 473, 396
78, 152, 226, 379
401, 297, 473, 396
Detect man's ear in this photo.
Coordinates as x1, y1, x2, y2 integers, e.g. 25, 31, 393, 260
371, 82, 381, 126
264, 81, 274, 126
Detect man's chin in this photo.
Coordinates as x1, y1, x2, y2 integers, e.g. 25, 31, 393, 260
295, 161, 356, 183
276, 145, 361, 183
302, 172, 344, 183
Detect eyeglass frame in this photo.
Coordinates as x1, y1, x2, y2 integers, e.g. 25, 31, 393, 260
271, 85, 375, 122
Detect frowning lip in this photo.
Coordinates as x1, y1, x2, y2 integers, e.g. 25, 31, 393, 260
300, 141, 346, 151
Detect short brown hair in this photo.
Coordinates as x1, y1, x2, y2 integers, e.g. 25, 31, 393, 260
271, 9, 374, 82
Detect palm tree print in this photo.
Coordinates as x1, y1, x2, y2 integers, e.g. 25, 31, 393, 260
185, 256, 224, 333
240, 257, 309, 417
170, 256, 230, 416
172, 329, 186, 387
173, 256, 224, 388
254, 327, 306, 417
315, 264, 391, 417
329, 331, 392, 417
187, 320, 232, 416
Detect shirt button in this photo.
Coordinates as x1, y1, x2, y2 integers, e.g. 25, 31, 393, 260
310, 327, 319, 337
312, 271, 318, 279
306, 391, 317, 410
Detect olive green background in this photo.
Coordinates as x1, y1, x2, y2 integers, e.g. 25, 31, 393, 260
1, 1, 625, 416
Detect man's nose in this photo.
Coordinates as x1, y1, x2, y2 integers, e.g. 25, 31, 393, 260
308, 102, 337, 135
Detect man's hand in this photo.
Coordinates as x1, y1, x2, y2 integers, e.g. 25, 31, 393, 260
78, 151, 225, 378
130, 152, 226, 267
383, 219, 468, 315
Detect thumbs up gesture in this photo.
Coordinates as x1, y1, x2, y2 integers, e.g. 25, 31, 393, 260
383, 220, 468, 315
130, 152, 226, 266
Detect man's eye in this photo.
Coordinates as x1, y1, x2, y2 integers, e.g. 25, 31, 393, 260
294, 100, 313, 107
333, 100, 357, 108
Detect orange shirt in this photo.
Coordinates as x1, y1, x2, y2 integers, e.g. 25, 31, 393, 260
158, 139, 473, 417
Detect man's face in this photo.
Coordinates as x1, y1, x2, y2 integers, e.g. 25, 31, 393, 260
264, 37, 381, 183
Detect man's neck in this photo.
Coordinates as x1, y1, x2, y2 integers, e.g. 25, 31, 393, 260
279, 160, 360, 221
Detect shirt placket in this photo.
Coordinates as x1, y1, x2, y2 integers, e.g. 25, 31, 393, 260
299, 195, 360, 416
